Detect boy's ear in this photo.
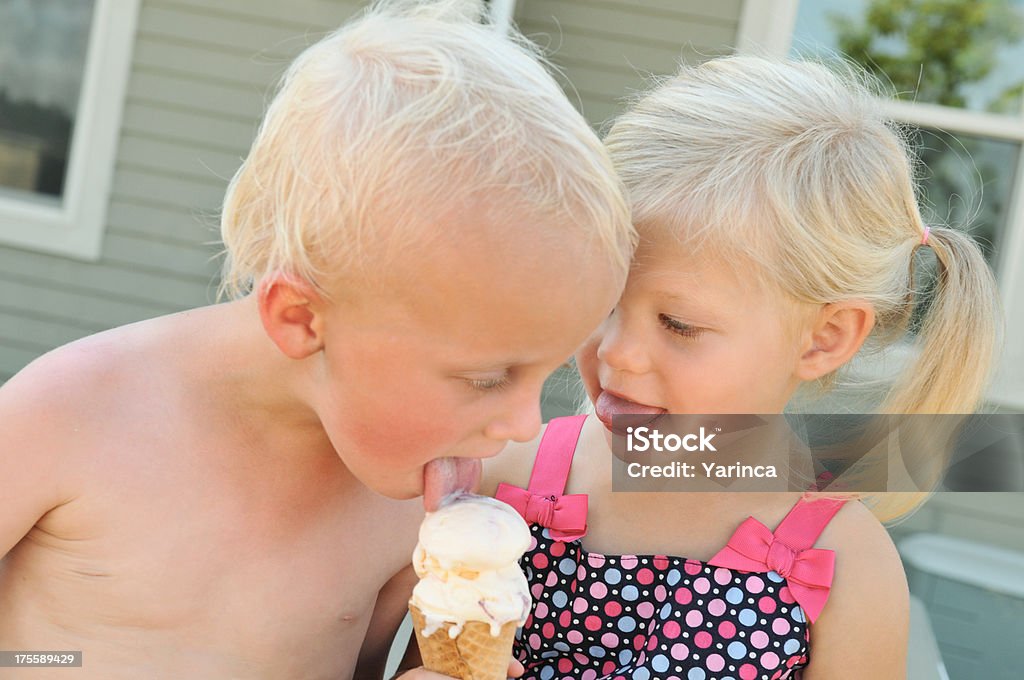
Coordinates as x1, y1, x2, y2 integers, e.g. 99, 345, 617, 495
796, 301, 876, 382
257, 273, 325, 359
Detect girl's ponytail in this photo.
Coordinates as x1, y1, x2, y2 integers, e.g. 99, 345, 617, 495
869, 227, 1002, 524
882, 225, 1002, 415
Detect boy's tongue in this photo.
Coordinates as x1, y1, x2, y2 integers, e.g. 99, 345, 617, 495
423, 457, 481, 512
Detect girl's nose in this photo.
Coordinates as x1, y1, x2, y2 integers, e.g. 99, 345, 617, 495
596, 313, 651, 375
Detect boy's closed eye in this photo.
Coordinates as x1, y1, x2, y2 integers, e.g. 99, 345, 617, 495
464, 372, 512, 392
455, 364, 518, 393
659, 313, 705, 339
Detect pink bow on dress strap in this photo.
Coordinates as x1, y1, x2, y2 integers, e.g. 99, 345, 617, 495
707, 517, 835, 624
495, 483, 588, 542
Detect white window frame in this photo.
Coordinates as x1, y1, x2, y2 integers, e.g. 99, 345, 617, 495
0, 0, 140, 261
737, 0, 1024, 409
490, 0, 516, 34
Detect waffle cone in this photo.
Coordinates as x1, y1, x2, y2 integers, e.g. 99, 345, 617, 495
409, 604, 518, 680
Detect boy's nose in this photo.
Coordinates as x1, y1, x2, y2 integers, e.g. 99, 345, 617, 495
485, 388, 543, 444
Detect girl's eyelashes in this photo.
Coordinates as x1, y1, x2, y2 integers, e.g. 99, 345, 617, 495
659, 313, 705, 339
465, 373, 512, 392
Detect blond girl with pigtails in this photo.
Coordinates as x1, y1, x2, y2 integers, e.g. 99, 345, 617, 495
486, 55, 1001, 680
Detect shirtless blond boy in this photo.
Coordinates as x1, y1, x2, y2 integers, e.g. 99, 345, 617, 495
0, 2, 633, 677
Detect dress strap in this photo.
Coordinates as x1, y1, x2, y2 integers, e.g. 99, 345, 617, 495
772, 497, 846, 551
524, 414, 588, 497
494, 415, 589, 542
705, 496, 847, 624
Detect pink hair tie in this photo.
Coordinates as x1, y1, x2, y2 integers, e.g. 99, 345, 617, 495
921, 226, 931, 245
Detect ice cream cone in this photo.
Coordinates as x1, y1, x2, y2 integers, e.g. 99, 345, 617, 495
410, 604, 518, 680
409, 495, 531, 679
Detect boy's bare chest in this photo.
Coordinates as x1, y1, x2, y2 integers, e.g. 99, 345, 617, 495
11, 435, 423, 675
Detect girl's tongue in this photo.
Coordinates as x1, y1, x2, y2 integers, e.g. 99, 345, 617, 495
595, 390, 666, 433
422, 457, 481, 512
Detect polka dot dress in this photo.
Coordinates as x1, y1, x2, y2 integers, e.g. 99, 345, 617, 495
495, 416, 845, 680
515, 526, 809, 680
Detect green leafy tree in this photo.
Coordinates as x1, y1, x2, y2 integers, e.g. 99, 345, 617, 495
832, 0, 1022, 109
830, 0, 1024, 263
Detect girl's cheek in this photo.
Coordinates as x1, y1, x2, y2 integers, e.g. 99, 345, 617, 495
575, 340, 599, 374
571, 351, 595, 396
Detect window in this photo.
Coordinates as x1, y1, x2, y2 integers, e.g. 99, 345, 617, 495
738, 0, 1024, 407
0, 0, 139, 260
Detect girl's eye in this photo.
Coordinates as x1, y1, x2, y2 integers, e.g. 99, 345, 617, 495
466, 373, 512, 392
659, 314, 705, 339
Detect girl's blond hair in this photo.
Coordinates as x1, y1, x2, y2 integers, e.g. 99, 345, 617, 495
605, 56, 1003, 522
220, 0, 634, 299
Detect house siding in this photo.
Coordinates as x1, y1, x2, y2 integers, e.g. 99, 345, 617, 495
514, 0, 742, 128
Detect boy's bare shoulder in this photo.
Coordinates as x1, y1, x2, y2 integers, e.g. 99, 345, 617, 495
2, 326, 142, 426
4, 338, 108, 427
0, 328, 151, 555
0, 316, 189, 469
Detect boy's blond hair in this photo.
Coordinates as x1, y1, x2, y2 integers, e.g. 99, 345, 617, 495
220, 0, 634, 298
606, 56, 1003, 521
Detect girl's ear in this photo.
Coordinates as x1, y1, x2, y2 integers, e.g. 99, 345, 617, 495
796, 301, 876, 381
256, 273, 326, 359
